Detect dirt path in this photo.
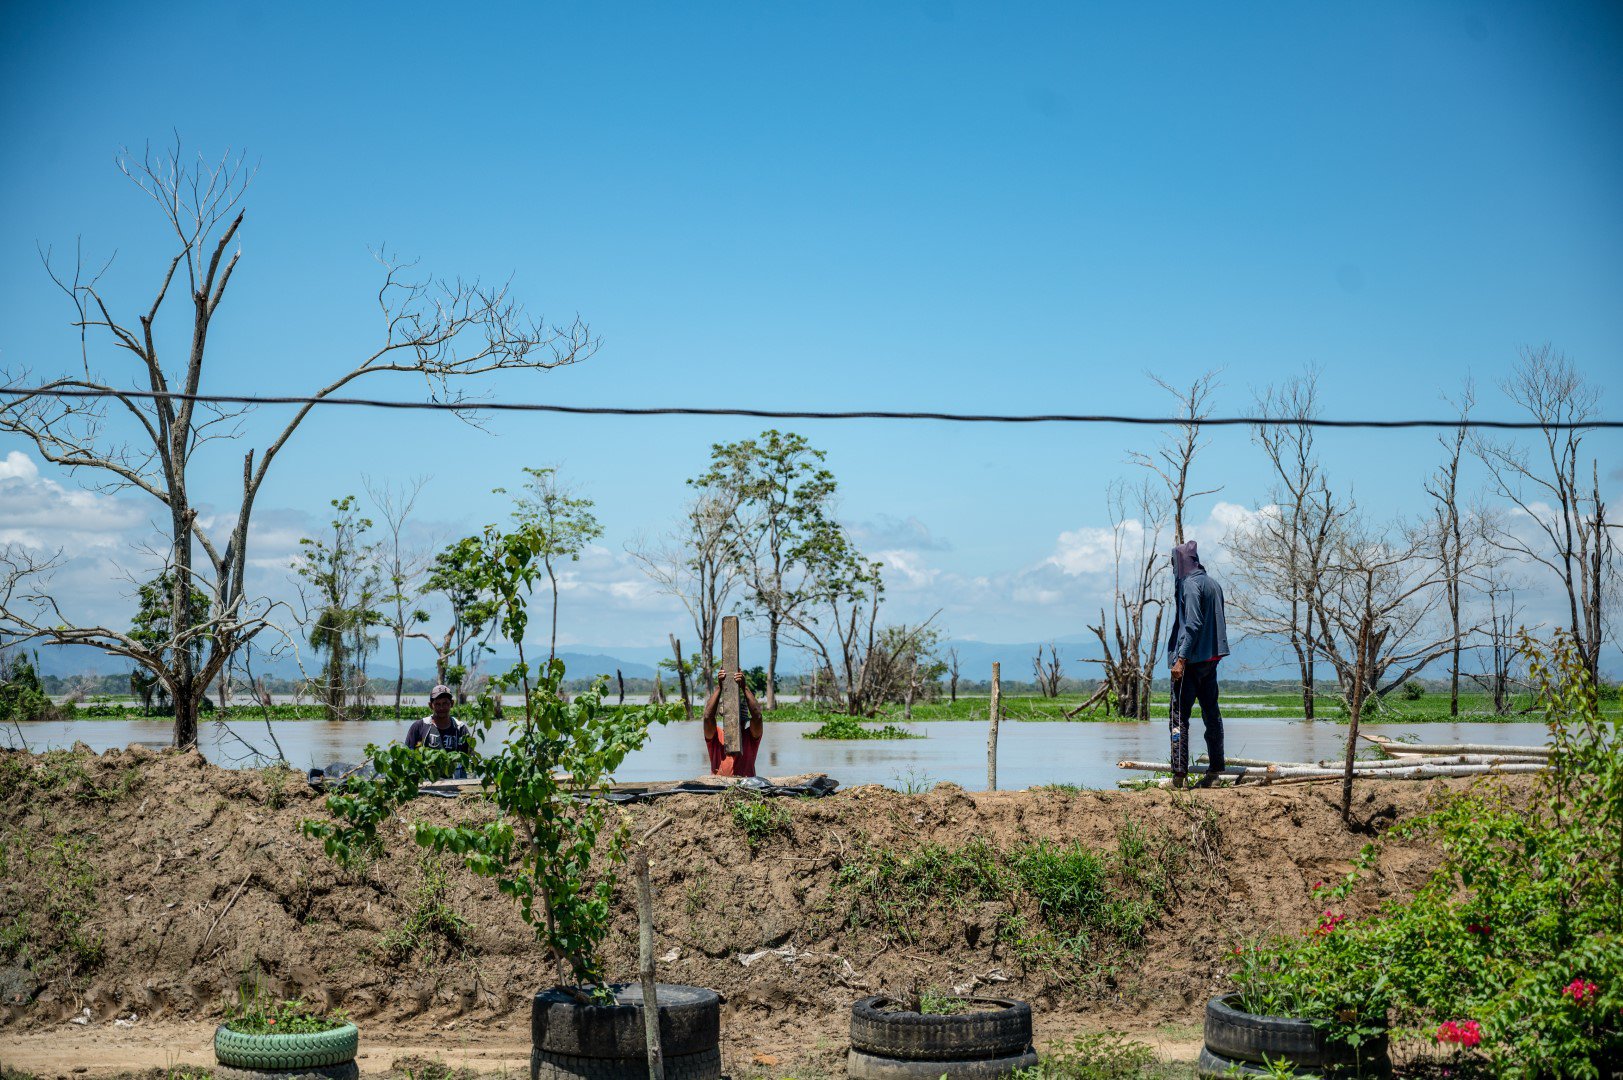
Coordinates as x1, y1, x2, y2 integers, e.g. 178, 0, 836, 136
1, 1016, 1205, 1078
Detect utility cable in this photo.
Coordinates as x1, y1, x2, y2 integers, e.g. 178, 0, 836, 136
1, 385, 1618, 430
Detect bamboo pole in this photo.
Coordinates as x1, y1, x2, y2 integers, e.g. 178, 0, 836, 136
633, 850, 664, 1080
1198, 753, 1547, 770
1118, 759, 1545, 781
1361, 733, 1550, 757
987, 662, 1001, 792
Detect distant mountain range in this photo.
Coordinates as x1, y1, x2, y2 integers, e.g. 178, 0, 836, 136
2, 631, 1240, 684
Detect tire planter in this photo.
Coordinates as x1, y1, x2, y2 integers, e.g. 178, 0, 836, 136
1200, 995, 1389, 1079
212, 1021, 359, 1080
531, 983, 722, 1080
848, 996, 1036, 1080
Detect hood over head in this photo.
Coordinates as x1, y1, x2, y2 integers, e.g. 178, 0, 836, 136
1172, 540, 1205, 579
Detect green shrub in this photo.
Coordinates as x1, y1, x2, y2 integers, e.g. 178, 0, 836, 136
1400, 681, 1425, 701
802, 715, 922, 740
1232, 630, 1622, 1075
729, 795, 792, 851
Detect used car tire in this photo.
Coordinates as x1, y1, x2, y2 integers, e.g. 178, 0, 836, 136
849, 996, 1033, 1061
1198, 1046, 1312, 1079
847, 1047, 1038, 1080
214, 1023, 359, 1069
213, 1064, 361, 1080
530, 1046, 723, 1080
532, 984, 720, 1059
1204, 995, 1388, 1073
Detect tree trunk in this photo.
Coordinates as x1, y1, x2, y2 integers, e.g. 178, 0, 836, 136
766, 615, 780, 711
669, 635, 693, 723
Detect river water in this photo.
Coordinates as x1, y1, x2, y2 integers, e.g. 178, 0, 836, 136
4, 716, 1546, 791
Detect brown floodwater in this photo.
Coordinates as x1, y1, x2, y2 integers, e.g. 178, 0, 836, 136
5, 716, 1545, 791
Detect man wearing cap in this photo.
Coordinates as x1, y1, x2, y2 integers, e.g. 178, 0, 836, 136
702, 668, 764, 777
405, 684, 475, 758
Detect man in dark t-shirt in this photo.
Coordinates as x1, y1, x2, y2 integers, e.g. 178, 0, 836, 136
405, 684, 474, 757
702, 668, 764, 777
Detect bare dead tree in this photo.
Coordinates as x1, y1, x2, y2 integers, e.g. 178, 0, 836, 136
947, 646, 960, 703
365, 475, 431, 720
1083, 479, 1168, 720
628, 486, 751, 692
1129, 371, 1222, 545
1032, 643, 1063, 698
1424, 385, 1475, 717
1474, 346, 1614, 683
1470, 569, 1527, 715
0, 142, 594, 750
1244, 369, 1331, 718
1308, 515, 1459, 821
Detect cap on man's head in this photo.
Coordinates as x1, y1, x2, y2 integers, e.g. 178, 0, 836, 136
430, 684, 454, 701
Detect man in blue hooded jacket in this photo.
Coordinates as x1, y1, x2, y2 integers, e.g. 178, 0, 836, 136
1167, 539, 1229, 788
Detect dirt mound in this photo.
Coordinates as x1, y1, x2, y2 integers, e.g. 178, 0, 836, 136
0, 746, 1526, 1074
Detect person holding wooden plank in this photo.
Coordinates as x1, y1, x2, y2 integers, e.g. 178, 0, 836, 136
703, 668, 764, 777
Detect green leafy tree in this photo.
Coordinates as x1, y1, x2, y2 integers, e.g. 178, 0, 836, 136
0, 645, 59, 723
302, 518, 665, 992
128, 571, 212, 715
422, 536, 499, 698
509, 467, 603, 664
695, 431, 838, 709
294, 496, 383, 719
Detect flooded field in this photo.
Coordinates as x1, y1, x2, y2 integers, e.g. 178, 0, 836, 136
5, 715, 1544, 790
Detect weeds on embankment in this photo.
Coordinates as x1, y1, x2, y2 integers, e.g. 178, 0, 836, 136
835, 817, 1202, 976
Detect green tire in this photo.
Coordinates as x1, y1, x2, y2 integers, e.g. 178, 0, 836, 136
214, 1023, 359, 1069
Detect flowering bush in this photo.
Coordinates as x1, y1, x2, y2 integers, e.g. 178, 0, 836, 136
1233, 631, 1622, 1077
1436, 1019, 1482, 1049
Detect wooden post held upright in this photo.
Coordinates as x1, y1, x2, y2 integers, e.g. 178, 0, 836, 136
987, 661, 1001, 791
721, 615, 741, 753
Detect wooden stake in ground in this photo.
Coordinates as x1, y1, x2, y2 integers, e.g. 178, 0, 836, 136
669, 634, 693, 723
633, 851, 665, 1080
987, 661, 1001, 791
721, 615, 741, 753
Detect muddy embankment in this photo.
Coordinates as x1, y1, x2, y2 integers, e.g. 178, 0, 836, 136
0, 746, 1525, 1074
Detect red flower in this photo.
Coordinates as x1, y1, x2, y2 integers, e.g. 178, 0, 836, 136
1314, 911, 1349, 936
1436, 1020, 1482, 1049
1563, 979, 1599, 1005
1466, 921, 1491, 937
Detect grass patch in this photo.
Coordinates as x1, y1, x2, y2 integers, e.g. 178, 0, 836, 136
728, 793, 793, 851
837, 823, 1194, 972
0, 828, 104, 982
801, 715, 922, 740
1015, 1033, 1188, 1079
376, 853, 470, 964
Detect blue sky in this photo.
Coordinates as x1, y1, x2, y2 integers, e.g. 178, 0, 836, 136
2, 1, 1620, 673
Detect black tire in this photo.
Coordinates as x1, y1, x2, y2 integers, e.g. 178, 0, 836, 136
532, 984, 720, 1060
850, 996, 1033, 1061
213, 1064, 360, 1080
1204, 995, 1389, 1073
847, 1047, 1038, 1080
530, 1046, 722, 1080
1198, 1046, 1312, 1078
214, 1023, 359, 1068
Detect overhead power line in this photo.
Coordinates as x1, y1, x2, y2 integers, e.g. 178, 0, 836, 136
1, 385, 1619, 430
